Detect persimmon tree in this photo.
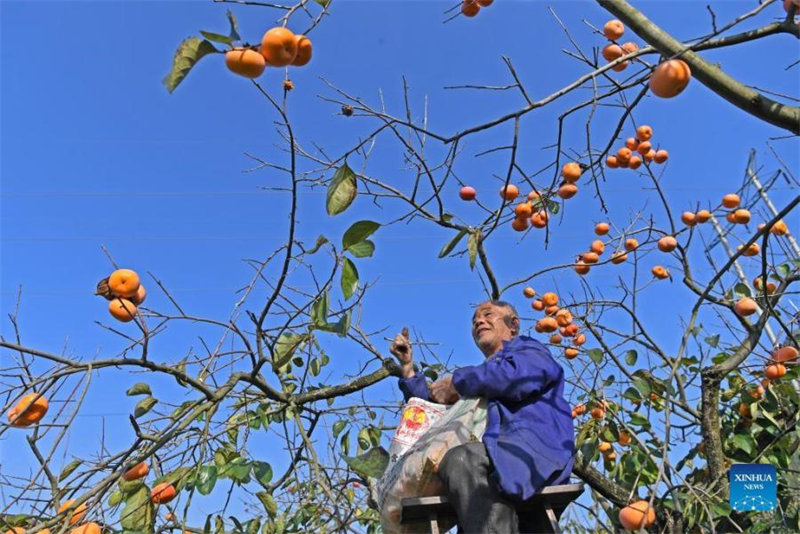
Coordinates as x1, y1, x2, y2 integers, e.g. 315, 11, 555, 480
2, 1, 799, 533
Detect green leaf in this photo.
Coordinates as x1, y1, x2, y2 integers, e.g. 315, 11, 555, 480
587, 348, 603, 363
342, 220, 380, 249
467, 232, 479, 270
120, 482, 155, 531
199, 30, 233, 45
313, 0, 330, 6
309, 358, 321, 376
547, 200, 560, 214
108, 490, 123, 507
311, 292, 329, 328
134, 396, 158, 418
341, 446, 390, 479
307, 235, 329, 254
226, 9, 240, 41
257, 492, 278, 518
326, 163, 357, 216
439, 229, 467, 259
317, 311, 351, 338
629, 412, 650, 427
705, 334, 720, 348
734, 283, 751, 298
196, 465, 218, 495
733, 434, 756, 455
273, 333, 309, 370
346, 240, 375, 258
624, 350, 638, 366
333, 420, 347, 439
163, 37, 218, 93
223, 457, 251, 483
341, 258, 359, 300
58, 459, 82, 482
253, 461, 274, 485
126, 383, 151, 396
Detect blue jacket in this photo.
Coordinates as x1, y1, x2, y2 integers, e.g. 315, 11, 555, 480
398, 335, 574, 502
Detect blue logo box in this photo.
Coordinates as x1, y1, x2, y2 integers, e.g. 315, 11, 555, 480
729, 464, 777, 511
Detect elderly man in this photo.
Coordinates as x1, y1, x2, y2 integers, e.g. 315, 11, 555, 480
390, 300, 574, 534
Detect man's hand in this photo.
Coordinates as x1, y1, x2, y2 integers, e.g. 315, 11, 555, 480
430, 375, 460, 405
390, 327, 415, 378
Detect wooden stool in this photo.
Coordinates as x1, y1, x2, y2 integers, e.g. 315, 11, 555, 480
400, 483, 584, 534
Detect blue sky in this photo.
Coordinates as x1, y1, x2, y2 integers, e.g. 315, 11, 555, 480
2, 0, 799, 528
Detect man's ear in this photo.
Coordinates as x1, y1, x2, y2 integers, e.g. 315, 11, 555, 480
508, 315, 520, 336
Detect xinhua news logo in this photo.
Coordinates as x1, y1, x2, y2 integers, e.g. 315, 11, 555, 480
729, 464, 777, 512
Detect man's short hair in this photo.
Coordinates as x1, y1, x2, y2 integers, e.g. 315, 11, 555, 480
477, 300, 520, 336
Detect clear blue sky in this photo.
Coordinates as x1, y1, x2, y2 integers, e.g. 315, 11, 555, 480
1, 0, 798, 527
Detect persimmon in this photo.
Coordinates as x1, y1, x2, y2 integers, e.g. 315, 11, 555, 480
696, 209, 711, 223
771, 220, 788, 235
765, 363, 787, 380
739, 243, 760, 257
128, 285, 147, 306
523, 287, 536, 298
545, 305, 560, 316
733, 209, 751, 224
652, 265, 669, 279
657, 236, 677, 252
224, 49, 266, 78
565, 347, 579, 359
606, 155, 619, 168
590, 240, 605, 254
618, 431, 631, 446
595, 222, 610, 235
109, 298, 137, 323
773, 346, 799, 363
573, 333, 587, 346
574, 261, 591, 275
461, 0, 480, 17
459, 186, 476, 200
511, 217, 529, 232
5, 528, 24, 534
590, 407, 605, 419
58, 500, 87, 525
542, 292, 558, 306
621, 42, 638, 54
635, 125, 653, 142
603, 19, 624, 40
643, 149, 656, 163
565, 324, 579, 336
617, 147, 632, 162
108, 269, 140, 298
151, 482, 177, 504
558, 183, 578, 199
562, 162, 582, 183
573, 404, 587, 415
653, 149, 669, 163
628, 156, 642, 170
477, 0, 493, 5
536, 317, 558, 333
122, 461, 149, 481
722, 193, 740, 208
527, 191, 541, 201
619, 500, 656, 531
500, 184, 519, 201
582, 252, 599, 264
749, 385, 765, 399
649, 58, 691, 98
753, 277, 776, 294
611, 251, 628, 264
291, 35, 312, 66
260, 27, 298, 67
726, 212, 737, 224
617, 157, 630, 168
549, 334, 562, 344
734, 297, 758, 316
602, 44, 623, 61
597, 441, 612, 453
738, 403, 751, 418
514, 202, 533, 218
555, 311, 573, 327
624, 238, 638, 251
604, 451, 617, 461
636, 140, 651, 155
71, 524, 101, 534
681, 212, 696, 226
7, 392, 49, 427
784, 0, 800, 14
531, 299, 544, 311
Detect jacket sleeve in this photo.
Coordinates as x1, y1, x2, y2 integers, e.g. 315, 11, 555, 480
398, 374, 430, 402
452, 341, 562, 403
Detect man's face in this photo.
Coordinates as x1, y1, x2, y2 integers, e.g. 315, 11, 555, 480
471, 302, 517, 356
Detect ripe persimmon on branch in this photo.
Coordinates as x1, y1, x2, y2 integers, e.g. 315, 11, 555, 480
2, 1, 799, 533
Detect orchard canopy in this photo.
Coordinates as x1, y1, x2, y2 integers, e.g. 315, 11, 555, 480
2, 0, 800, 532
